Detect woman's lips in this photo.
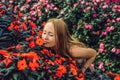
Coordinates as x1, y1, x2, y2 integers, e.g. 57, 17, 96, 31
44, 42, 49, 44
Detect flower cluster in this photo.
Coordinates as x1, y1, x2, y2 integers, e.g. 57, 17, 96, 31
0, 46, 84, 80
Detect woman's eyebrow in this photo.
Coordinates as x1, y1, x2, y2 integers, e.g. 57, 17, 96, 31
43, 30, 54, 34
48, 32, 54, 34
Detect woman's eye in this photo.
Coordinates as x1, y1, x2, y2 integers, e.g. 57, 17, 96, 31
43, 33, 46, 34
49, 34, 54, 36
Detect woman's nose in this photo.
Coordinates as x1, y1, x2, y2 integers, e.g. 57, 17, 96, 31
43, 34, 48, 40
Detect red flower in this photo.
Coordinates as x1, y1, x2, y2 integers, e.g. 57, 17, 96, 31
54, 71, 63, 78
55, 59, 62, 64
114, 74, 120, 80
38, 30, 43, 36
18, 11, 23, 17
41, 48, 49, 54
17, 59, 28, 70
70, 64, 78, 76
16, 44, 24, 51
21, 52, 40, 60
8, 23, 14, 31
5, 57, 12, 67
26, 36, 34, 41
27, 52, 40, 60
29, 20, 37, 29
21, 22, 27, 31
29, 61, 39, 71
28, 40, 35, 48
107, 72, 115, 76
0, 50, 9, 57
54, 65, 67, 78
36, 36, 44, 46
14, 25, 20, 32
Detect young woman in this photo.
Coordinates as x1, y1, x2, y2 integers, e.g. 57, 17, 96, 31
42, 18, 97, 73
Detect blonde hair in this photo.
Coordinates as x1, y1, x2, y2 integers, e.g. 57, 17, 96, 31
47, 18, 86, 57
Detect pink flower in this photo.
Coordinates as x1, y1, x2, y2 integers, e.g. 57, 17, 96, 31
107, 18, 111, 22
102, 14, 107, 17
81, 1, 85, 4
106, 26, 114, 32
112, 0, 118, 2
96, 0, 101, 2
101, 68, 105, 71
99, 48, 104, 53
83, 9, 86, 12
60, 11, 64, 14
93, 2, 97, 6
20, 4, 30, 11
89, 64, 95, 71
40, 0, 46, 3
46, 4, 52, 9
86, 7, 91, 10
85, 24, 93, 29
93, 14, 98, 18
86, 2, 90, 5
9, 0, 13, 3
32, 17, 36, 21
116, 49, 120, 54
112, 5, 120, 12
30, 10, 36, 15
110, 26, 114, 30
103, 4, 108, 9
1, 0, 5, 2
106, 27, 110, 32
23, 16, 27, 20
73, 3, 78, 7
116, 17, 120, 22
106, 0, 111, 2
45, 9, 48, 12
47, 4, 50, 9
99, 62, 104, 71
112, 19, 115, 23
111, 48, 117, 53
99, 75, 103, 79
102, 31, 107, 36
54, 7, 59, 10
38, 12, 42, 17
20, 6, 25, 11
99, 43, 105, 49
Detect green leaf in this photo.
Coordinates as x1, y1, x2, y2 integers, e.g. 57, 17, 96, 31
49, 76, 53, 80
39, 72, 45, 79
5, 66, 15, 76
50, 56, 56, 61
28, 76, 35, 80
13, 73, 19, 80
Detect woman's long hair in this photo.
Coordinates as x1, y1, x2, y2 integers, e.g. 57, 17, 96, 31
47, 18, 86, 58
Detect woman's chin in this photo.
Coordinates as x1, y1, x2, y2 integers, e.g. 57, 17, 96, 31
44, 45, 51, 48
44, 45, 56, 50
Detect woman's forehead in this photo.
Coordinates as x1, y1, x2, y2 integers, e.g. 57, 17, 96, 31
43, 22, 55, 32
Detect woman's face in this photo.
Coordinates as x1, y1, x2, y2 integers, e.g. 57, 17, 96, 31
42, 22, 56, 48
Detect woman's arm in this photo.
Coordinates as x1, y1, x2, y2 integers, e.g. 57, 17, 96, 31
70, 45, 97, 73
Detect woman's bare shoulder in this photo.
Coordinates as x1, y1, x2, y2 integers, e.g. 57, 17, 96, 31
69, 45, 97, 58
